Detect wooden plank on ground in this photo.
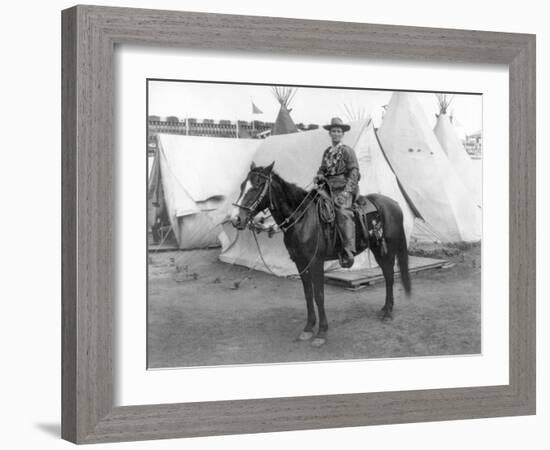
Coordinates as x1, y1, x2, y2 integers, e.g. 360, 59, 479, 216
148, 243, 180, 252
324, 256, 448, 290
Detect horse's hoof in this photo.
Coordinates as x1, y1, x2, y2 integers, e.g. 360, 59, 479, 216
298, 331, 314, 341
311, 337, 326, 347
379, 306, 393, 321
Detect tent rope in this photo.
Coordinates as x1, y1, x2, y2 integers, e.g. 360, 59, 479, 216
149, 225, 173, 252
413, 219, 444, 242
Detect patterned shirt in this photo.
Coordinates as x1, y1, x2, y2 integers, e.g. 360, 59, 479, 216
317, 143, 360, 194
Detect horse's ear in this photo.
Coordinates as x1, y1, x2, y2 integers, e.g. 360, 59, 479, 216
250, 161, 256, 171
265, 161, 275, 173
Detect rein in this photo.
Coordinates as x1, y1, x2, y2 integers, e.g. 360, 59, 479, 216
277, 190, 319, 233
251, 205, 322, 277
237, 171, 322, 276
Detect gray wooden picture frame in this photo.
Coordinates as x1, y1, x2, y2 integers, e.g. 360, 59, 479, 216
61, 5, 536, 444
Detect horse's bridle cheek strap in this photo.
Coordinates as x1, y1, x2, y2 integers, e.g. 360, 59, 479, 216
243, 173, 273, 223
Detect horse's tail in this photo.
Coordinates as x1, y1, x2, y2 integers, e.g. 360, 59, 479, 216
397, 228, 411, 296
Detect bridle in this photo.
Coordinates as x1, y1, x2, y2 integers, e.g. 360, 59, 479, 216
233, 170, 321, 233
232, 169, 322, 277
232, 171, 274, 226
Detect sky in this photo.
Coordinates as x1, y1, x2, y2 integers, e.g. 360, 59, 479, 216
148, 80, 482, 137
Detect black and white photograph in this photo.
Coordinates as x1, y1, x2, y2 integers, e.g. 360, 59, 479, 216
3, 0, 544, 447
147, 80, 483, 369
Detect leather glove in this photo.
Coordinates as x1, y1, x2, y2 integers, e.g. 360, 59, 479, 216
313, 174, 326, 186
335, 191, 350, 206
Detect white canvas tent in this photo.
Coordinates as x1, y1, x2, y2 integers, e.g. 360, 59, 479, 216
149, 134, 261, 249
357, 120, 417, 239
218, 119, 418, 276
433, 95, 482, 207
377, 92, 482, 242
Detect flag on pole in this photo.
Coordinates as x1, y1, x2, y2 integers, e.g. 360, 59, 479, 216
252, 101, 263, 114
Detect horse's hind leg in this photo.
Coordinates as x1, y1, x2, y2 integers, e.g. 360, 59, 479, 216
297, 261, 315, 341
371, 247, 394, 320
380, 256, 395, 320
310, 261, 328, 347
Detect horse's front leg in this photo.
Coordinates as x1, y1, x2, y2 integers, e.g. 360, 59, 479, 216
310, 261, 328, 347
297, 260, 315, 341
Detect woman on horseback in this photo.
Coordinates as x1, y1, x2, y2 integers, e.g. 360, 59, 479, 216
314, 117, 360, 268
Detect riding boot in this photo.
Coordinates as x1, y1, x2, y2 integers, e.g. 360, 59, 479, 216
340, 221, 356, 268
336, 205, 356, 268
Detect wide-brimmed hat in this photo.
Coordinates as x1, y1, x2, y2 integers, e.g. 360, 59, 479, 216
323, 117, 351, 132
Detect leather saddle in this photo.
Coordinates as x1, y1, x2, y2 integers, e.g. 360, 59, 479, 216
315, 187, 386, 254
354, 195, 387, 255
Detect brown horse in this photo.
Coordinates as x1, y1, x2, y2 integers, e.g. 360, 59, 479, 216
231, 162, 411, 347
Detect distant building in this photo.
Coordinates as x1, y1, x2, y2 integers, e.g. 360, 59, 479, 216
463, 131, 482, 159
147, 115, 319, 155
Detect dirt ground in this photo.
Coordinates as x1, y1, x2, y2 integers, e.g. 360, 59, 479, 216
147, 243, 481, 368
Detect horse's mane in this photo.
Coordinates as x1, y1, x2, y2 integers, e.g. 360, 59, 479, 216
271, 171, 309, 207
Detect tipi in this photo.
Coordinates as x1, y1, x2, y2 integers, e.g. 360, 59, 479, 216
433, 94, 482, 207
271, 87, 298, 135
377, 92, 482, 242
343, 103, 368, 122
218, 119, 418, 276
149, 134, 262, 249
